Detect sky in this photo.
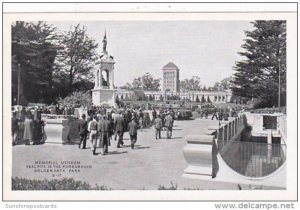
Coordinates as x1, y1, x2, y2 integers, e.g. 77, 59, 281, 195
50, 21, 253, 87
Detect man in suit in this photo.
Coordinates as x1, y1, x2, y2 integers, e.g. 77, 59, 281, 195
152, 109, 157, 124
128, 117, 138, 149
98, 115, 112, 155
88, 115, 98, 155
115, 113, 125, 148
78, 114, 88, 149
153, 115, 162, 140
164, 112, 174, 139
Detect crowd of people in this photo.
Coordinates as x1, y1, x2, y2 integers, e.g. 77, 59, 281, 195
77, 107, 175, 155
11, 105, 176, 156
12, 102, 243, 155
12, 107, 45, 146
197, 105, 241, 121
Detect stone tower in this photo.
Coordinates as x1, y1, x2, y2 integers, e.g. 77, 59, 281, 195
162, 62, 180, 93
92, 31, 116, 107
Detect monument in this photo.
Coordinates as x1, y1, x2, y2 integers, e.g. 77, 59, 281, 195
92, 31, 116, 107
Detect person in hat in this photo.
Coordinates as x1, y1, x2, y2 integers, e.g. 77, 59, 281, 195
128, 117, 139, 149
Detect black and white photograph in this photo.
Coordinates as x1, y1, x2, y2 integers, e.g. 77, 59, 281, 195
2, 2, 298, 203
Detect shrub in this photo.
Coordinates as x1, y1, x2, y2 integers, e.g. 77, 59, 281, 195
158, 182, 178, 190
12, 177, 111, 190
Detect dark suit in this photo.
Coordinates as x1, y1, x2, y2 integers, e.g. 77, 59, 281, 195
78, 119, 88, 149
128, 121, 138, 149
115, 116, 125, 147
98, 119, 112, 154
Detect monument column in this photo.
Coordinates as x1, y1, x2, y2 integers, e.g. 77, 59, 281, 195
92, 31, 116, 107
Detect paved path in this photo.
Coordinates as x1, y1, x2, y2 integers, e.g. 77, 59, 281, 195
12, 118, 240, 190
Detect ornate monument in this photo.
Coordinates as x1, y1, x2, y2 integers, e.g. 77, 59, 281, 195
92, 31, 116, 107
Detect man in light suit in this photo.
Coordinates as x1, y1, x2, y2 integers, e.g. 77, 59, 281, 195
88, 115, 98, 155
164, 112, 174, 139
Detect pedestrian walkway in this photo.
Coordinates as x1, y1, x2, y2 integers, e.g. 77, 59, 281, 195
12, 118, 241, 190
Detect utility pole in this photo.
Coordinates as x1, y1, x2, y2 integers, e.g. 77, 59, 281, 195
17, 63, 21, 105
278, 59, 281, 108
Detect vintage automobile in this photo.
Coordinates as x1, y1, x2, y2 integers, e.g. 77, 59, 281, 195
173, 107, 193, 120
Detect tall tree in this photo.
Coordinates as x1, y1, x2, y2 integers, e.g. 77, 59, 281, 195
131, 77, 143, 90
180, 76, 201, 91
141, 72, 161, 91
213, 77, 233, 91
54, 24, 99, 92
12, 21, 58, 105
231, 21, 286, 107
130, 72, 161, 90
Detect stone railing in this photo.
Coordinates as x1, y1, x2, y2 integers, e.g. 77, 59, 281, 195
182, 114, 245, 178
182, 114, 287, 188
278, 115, 287, 144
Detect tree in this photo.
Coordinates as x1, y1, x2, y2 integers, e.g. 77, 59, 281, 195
159, 95, 164, 101
180, 76, 201, 91
132, 77, 143, 90
141, 72, 161, 91
207, 96, 212, 103
201, 95, 206, 103
130, 72, 161, 91
195, 95, 200, 102
213, 77, 233, 91
12, 21, 58, 105
119, 83, 133, 90
54, 24, 99, 92
231, 21, 286, 107
58, 91, 92, 108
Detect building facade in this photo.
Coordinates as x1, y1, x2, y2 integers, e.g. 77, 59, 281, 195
162, 62, 180, 93
116, 89, 232, 103
115, 61, 232, 103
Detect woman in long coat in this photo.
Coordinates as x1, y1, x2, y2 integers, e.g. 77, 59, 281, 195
23, 113, 33, 145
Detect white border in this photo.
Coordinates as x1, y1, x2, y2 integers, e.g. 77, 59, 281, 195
1, 2, 298, 202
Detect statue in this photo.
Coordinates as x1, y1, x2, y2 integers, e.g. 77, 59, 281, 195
96, 70, 99, 87
102, 31, 107, 52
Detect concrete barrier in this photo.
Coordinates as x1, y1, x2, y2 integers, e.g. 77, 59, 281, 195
182, 115, 245, 179
182, 135, 215, 177
44, 118, 70, 144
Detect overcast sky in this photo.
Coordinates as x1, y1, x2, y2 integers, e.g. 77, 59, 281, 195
50, 21, 252, 87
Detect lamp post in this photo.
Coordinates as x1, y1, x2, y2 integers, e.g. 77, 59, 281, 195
17, 63, 21, 105
278, 59, 281, 108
